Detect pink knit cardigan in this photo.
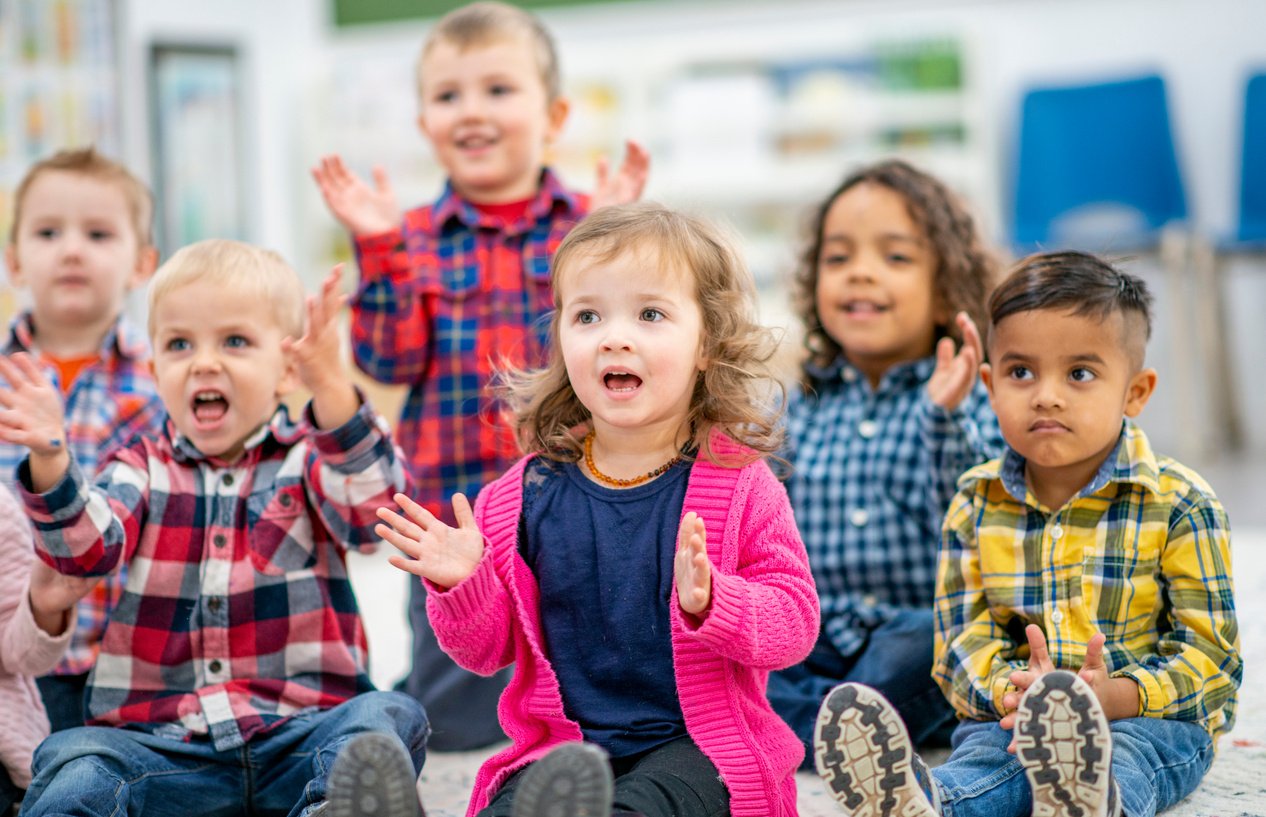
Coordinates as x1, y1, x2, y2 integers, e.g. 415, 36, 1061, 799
426, 435, 819, 817
0, 486, 74, 788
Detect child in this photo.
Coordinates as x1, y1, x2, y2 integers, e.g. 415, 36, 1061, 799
767, 159, 1005, 761
376, 203, 820, 817
814, 251, 1240, 817
2, 147, 166, 731
0, 483, 88, 814
311, 0, 650, 751
0, 240, 428, 817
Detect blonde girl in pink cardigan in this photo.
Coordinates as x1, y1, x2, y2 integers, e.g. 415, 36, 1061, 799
377, 203, 820, 817
0, 484, 87, 812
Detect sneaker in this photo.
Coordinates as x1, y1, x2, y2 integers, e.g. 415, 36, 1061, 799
814, 682, 940, 817
1014, 671, 1119, 817
511, 742, 614, 817
326, 732, 424, 817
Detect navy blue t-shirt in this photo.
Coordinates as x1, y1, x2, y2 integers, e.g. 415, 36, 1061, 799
519, 455, 690, 758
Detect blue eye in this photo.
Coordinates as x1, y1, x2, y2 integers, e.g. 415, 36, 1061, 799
640, 308, 663, 322
165, 338, 190, 352
225, 335, 250, 349
576, 310, 598, 325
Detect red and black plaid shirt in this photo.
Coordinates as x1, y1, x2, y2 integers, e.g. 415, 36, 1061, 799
351, 169, 587, 525
20, 401, 410, 750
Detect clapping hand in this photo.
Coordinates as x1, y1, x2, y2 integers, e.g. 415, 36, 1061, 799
674, 511, 712, 616
377, 493, 486, 591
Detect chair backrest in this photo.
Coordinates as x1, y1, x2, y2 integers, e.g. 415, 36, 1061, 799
1011, 74, 1188, 252
1237, 72, 1266, 242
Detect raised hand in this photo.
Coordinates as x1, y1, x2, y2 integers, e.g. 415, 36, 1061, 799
674, 511, 712, 616
282, 265, 358, 429
311, 154, 401, 237
590, 140, 650, 211
377, 492, 485, 590
926, 311, 985, 411
0, 353, 70, 491
29, 560, 99, 636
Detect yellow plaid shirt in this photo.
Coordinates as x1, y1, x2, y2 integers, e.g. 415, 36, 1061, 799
934, 420, 1240, 739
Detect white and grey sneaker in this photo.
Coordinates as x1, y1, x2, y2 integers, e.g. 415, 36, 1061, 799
1014, 671, 1120, 817
511, 742, 613, 817
326, 732, 424, 817
814, 682, 941, 817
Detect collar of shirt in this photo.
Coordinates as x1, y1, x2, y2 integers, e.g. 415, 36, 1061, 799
971, 418, 1162, 509
4, 311, 151, 363
432, 167, 582, 236
804, 355, 936, 396
168, 403, 310, 466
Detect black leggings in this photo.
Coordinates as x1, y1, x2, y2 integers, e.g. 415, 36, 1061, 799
478, 736, 730, 817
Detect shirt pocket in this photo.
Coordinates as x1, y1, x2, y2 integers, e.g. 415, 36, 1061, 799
1080, 524, 1162, 642
247, 483, 317, 575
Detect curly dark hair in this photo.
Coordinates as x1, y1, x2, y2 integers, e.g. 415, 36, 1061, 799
792, 159, 1000, 379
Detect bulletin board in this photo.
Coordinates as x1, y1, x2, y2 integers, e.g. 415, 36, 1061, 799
0, 0, 121, 317
331, 0, 666, 27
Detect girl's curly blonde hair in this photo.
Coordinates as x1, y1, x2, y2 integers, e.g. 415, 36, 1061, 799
792, 159, 1000, 381
503, 202, 783, 467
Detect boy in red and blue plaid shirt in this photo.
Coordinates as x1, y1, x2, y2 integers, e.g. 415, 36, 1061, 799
2, 147, 167, 733
0, 240, 427, 817
312, 1, 649, 751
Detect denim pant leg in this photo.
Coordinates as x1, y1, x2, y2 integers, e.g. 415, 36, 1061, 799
400, 577, 510, 751
1109, 718, 1213, 817
34, 673, 88, 733
249, 691, 430, 817
843, 610, 957, 746
932, 720, 1031, 817
19, 726, 244, 817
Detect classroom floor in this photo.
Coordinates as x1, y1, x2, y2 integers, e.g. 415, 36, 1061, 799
348, 454, 1266, 817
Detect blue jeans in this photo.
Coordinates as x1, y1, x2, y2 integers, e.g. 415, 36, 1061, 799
20, 690, 428, 817
768, 610, 957, 768
35, 672, 88, 733
933, 717, 1214, 817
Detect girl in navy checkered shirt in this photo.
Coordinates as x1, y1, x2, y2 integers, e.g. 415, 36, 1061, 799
768, 159, 1006, 765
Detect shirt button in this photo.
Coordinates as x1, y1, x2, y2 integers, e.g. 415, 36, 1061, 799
1051, 524, 1065, 540
208, 597, 223, 613
862, 594, 878, 607
857, 420, 878, 439
850, 509, 869, 527
842, 368, 858, 383
1051, 610, 1065, 624
279, 493, 292, 507
209, 659, 223, 674
222, 474, 235, 487
213, 534, 227, 548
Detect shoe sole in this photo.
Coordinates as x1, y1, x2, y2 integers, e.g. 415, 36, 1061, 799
1014, 671, 1112, 817
511, 742, 613, 817
813, 684, 938, 817
326, 732, 421, 817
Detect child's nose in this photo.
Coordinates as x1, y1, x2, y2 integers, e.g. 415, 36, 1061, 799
1032, 379, 1065, 408
191, 348, 223, 373
599, 322, 634, 352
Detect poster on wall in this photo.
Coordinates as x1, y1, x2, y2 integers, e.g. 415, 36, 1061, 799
149, 43, 246, 256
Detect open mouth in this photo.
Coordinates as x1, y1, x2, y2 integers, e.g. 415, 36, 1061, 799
842, 300, 889, 314
603, 371, 642, 392
192, 390, 230, 424
456, 134, 497, 150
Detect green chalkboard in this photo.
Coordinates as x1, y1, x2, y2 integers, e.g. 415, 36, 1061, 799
332, 0, 639, 27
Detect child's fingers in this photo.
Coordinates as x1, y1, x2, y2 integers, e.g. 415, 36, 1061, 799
1025, 624, 1051, 669
394, 493, 437, 528
371, 165, 393, 195
935, 336, 956, 370
376, 506, 425, 541
386, 553, 428, 579
959, 311, 984, 357
451, 493, 477, 530
1083, 632, 1108, 670
376, 522, 427, 560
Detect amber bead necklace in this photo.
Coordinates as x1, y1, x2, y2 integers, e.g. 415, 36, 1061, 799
582, 431, 685, 488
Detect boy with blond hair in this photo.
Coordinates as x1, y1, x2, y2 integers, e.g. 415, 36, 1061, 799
312, 0, 649, 750
2, 147, 166, 731
0, 240, 427, 817
813, 252, 1240, 817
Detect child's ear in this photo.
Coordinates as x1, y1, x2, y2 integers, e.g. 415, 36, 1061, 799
980, 362, 995, 399
130, 246, 159, 290
545, 95, 570, 144
4, 243, 22, 287
1123, 367, 1158, 418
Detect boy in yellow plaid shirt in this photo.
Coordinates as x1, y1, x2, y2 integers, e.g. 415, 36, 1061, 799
813, 251, 1240, 817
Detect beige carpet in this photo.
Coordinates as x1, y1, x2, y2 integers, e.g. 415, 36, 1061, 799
375, 529, 1266, 817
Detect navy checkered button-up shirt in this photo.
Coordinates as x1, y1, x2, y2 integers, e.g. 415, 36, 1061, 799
784, 356, 1004, 656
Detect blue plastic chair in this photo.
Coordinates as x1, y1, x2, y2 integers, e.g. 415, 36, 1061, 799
1234, 72, 1266, 244
1010, 74, 1188, 253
